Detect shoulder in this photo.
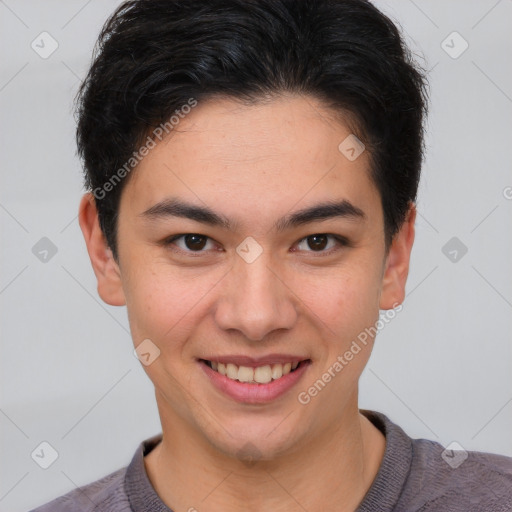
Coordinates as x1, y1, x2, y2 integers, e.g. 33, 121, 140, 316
29, 466, 131, 512
403, 436, 512, 511
362, 409, 512, 512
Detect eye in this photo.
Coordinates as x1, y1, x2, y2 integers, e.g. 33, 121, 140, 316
164, 233, 218, 253
163, 233, 348, 256
294, 234, 348, 254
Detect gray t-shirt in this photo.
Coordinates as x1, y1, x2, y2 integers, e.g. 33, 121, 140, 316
30, 409, 512, 511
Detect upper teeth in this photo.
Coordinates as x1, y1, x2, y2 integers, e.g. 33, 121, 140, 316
211, 361, 299, 384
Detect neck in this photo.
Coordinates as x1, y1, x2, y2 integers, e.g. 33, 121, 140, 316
145, 395, 385, 512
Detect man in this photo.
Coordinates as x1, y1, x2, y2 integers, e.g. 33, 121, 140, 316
32, 0, 512, 510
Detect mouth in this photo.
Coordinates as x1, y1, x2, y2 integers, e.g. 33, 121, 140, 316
201, 359, 309, 384
199, 357, 312, 404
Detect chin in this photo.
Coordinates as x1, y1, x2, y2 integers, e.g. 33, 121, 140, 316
201, 414, 307, 464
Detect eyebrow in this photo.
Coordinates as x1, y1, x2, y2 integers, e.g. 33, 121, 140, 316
140, 197, 366, 232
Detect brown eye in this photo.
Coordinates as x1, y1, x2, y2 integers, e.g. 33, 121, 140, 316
165, 234, 215, 253
182, 234, 208, 251
306, 234, 329, 251
295, 234, 347, 254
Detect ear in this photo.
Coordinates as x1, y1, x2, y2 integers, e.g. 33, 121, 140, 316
379, 202, 416, 309
78, 193, 126, 306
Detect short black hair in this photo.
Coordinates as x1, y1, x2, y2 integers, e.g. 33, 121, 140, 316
76, 0, 428, 262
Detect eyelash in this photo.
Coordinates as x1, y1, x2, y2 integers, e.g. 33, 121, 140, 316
162, 233, 349, 256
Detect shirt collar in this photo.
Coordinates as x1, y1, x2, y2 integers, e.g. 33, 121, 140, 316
356, 409, 413, 512
124, 409, 413, 512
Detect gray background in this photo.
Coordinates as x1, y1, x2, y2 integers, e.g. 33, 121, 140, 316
1, 1, 511, 510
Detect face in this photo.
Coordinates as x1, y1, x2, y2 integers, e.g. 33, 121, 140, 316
80, 94, 414, 462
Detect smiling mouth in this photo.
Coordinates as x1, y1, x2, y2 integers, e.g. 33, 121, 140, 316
201, 359, 310, 384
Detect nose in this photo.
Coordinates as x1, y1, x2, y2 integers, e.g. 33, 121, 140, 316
214, 250, 298, 342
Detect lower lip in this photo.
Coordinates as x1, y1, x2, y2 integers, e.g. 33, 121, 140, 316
200, 360, 310, 404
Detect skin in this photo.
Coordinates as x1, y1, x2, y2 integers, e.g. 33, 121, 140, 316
79, 94, 416, 511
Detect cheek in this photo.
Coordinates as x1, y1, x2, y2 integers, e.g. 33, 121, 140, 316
303, 273, 380, 393
123, 264, 219, 349
308, 268, 381, 334
123, 264, 178, 345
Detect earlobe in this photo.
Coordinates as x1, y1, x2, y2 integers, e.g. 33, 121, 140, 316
379, 203, 416, 310
78, 193, 126, 306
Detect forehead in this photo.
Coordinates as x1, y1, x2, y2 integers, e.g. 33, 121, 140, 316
120, 94, 382, 231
